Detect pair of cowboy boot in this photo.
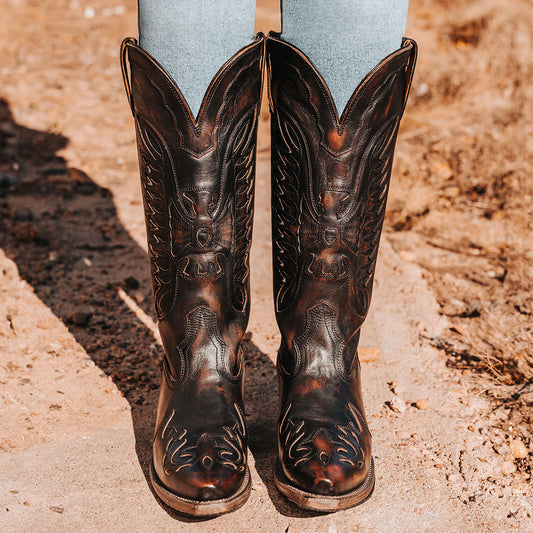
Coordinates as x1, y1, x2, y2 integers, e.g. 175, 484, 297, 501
121, 31, 416, 516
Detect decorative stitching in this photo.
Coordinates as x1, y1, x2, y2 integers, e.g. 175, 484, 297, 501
270, 36, 414, 135
230, 109, 259, 312
282, 60, 404, 157
133, 51, 261, 318
271, 46, 407, 323
292, 303, 346, 379
129, 39, 262, 141
279, 403, 366, 471
161, 403, 247, 476
174, 306, 232, 380
136, 115, 178, 319
349, 116, 400, 320
272, 110, 303, 313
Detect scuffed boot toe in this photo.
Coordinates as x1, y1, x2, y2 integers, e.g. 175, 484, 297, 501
150, 407, 251, 516
275, 403, 374, 511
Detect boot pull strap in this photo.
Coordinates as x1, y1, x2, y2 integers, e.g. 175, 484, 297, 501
402, 39, 418, 108
121, 37, 136, 115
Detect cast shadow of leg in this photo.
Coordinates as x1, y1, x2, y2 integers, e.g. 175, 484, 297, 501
0, 96, 162, 506
0, 96, 318, 520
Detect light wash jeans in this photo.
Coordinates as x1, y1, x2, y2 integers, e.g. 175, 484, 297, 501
138, 0, 409, 117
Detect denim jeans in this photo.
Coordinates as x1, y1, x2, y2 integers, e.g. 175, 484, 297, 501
138, 0, 409, 117
138, 0, 256, 118
282, 0, 409, 113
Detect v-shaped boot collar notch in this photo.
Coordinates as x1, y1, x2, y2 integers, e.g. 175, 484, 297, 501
266, 32, 417, 136
121, 32, 265, 132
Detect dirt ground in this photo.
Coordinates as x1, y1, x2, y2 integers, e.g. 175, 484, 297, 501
387, 0, 533, 415
0, 0, 531, 531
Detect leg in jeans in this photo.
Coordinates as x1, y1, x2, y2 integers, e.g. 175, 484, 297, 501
121, 0, 262, 517
281, 0, 409, 112
268, 1, 416, 510
138, 0, 256, 117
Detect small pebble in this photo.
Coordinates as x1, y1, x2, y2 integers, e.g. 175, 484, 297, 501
71, 310, 92, 327
0, 174, 17, 188
390, 397, 406, 413
359, 348, 380, 363
415, 399, 429, 410
46, 342, 62, 355
124, 276, 140, 290
416, 82, 429, 97
509, 439, 528, 459
49, 506, 64, 514
440, 298, 467, 317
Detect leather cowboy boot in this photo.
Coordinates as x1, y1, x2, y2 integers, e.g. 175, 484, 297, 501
267, 34, 417, 511
120, 34, 265, 516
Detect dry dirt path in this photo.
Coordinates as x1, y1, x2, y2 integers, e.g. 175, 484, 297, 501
0, 1, 531, 531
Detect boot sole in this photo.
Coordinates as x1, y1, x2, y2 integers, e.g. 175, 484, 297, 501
274, 457, 375, 512
150, 459, 252, 517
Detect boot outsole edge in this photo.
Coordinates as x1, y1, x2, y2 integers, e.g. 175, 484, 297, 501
150, 459, 252, 517
274, 457, 375, 512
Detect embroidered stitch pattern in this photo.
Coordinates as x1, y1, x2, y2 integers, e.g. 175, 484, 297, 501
278, 403, 365, 471
161, 404, 247, 475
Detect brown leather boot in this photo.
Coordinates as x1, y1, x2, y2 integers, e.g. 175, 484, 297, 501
120, 34, 265, 517
267, 34, 417, 512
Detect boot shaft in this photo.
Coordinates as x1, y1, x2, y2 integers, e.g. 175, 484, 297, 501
267, 34, 417, 374
121, 35, 265, 377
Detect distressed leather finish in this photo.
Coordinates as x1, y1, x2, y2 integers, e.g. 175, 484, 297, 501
267, 34, 417, 504
121, 34, 264, 512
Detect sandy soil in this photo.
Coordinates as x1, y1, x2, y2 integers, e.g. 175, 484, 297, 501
388, 0, 533, 408
0, 0, 531, 531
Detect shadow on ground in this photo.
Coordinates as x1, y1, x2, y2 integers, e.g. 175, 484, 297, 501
0, 96, 314, 520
